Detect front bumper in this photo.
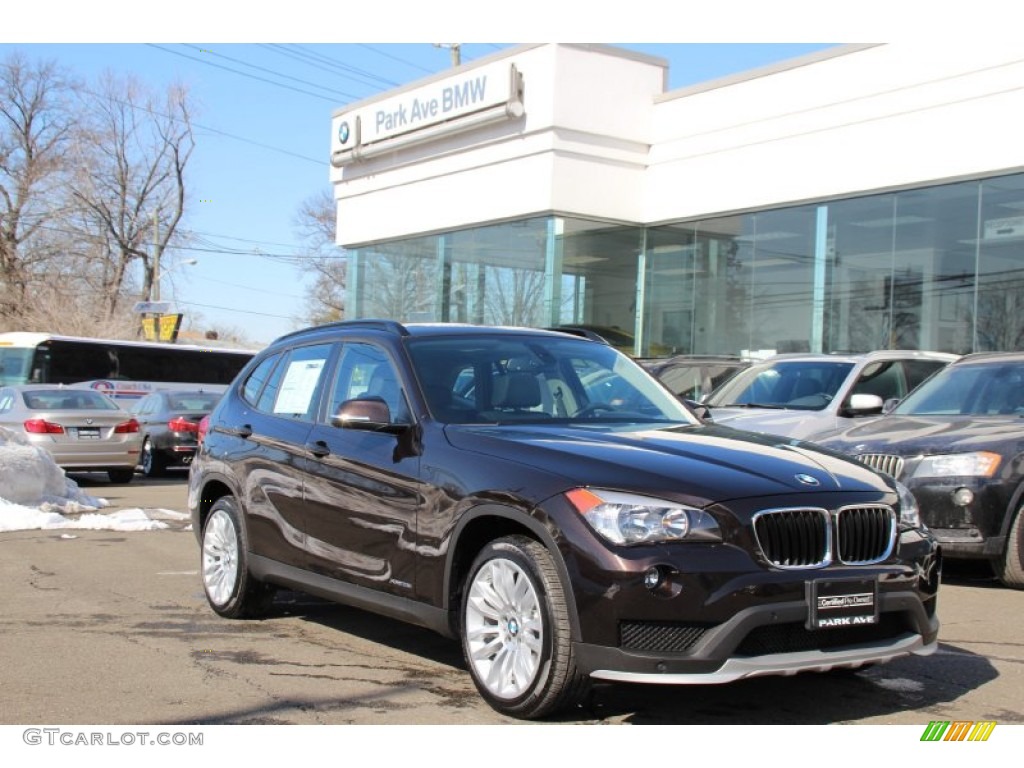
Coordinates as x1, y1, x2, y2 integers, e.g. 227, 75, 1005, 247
552, 495, 942, 682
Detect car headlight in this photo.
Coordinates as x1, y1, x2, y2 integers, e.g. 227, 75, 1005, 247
912, 451, 1001, 479
565, 488, 721, 545
894, 479, 921, 529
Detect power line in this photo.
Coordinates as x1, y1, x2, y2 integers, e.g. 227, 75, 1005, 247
177, 44, 366, 101
357, 43, 436, 76
147, 44, 340, 104
75, 83, 323, 166
263, 44, 401, 91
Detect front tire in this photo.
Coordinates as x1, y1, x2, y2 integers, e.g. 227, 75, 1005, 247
995, 506, 1024, 589
201, 496, 275, 618
461, 535, 584, 719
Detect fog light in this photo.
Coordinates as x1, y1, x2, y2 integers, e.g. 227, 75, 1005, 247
644, 567, 663, 590
951, 487, 974, 507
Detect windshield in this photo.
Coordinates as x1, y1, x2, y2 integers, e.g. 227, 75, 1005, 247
0, 347, 33, 385
894, 360, 1024, 416
705, 360, 855, 411
406, 334, 695, 426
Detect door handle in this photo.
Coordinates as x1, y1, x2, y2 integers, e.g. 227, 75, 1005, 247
232, 424, 253, 438
305, 440, 330, 458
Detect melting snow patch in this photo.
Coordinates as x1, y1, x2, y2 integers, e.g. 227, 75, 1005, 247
872, 677, 925, 694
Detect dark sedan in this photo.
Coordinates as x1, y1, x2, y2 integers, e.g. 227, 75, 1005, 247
816, 352, 1024, 588
130, 389, 222, 477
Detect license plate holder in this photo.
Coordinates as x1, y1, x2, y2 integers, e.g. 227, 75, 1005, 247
76, 427, 100, 440
806, 577, 879, 630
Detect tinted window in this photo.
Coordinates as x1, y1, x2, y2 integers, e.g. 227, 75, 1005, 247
904, 360, 947, 391
329, 343, 411, 424
407, 335, 692, 425
242, 354, 281, 405
707, 361, 855, 410
258, 344, 332, 420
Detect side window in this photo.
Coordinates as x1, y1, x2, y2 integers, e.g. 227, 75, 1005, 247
259, 344, 333, 420
904, 360, 947, 392
329, 343, 410, 424
242, 354, 281, 406
851, 361, 903, 400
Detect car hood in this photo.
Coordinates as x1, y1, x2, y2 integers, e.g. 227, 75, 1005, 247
817, 414, 1024, 456
705, 406, 836, 440
443, 422, 887, 507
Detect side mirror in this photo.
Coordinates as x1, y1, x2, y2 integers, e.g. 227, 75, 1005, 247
844, 393, 884, 416
331, 397, 404, 433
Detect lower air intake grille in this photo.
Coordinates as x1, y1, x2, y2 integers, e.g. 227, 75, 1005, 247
620, 621, 712, 653
736, 613, 909, 656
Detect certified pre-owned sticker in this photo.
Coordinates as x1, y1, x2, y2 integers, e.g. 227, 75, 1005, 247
807, 578, 878, 629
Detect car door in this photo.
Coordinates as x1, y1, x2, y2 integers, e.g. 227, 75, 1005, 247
224, 343, 334, 569
300, 340, 422, 597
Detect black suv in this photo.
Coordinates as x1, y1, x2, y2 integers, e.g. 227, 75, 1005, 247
188, 321, 941, 719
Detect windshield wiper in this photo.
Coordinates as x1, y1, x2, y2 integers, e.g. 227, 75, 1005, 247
711, 402, 786, 409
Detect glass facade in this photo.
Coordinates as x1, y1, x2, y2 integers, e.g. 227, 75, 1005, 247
349, 172, 1024, 357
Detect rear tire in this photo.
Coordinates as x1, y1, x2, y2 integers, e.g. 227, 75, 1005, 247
140, 439, 167, 478
107, 468, 135, 484
995, 506, 1024, 589
201, 496, 275, 618
461, 535, 586, 719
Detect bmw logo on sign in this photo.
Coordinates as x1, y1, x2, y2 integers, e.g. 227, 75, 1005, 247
338, 121, 350, 144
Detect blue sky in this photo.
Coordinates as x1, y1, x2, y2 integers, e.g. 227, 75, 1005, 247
1, 4, 859, 345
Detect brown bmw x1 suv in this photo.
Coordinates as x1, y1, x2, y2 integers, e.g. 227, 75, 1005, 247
189, 320, 941, 719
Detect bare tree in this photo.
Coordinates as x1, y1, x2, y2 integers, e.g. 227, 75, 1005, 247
295, 188, 346, 325
0, 52, 77, 327
70, 73, 195, 319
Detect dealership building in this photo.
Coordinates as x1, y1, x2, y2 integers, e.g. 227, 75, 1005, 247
329, 43, 1024, 357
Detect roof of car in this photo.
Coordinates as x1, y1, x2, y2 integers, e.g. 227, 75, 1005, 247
950, 351, 1024, 365
753, 350, 959, 364
272, 320, 609, 346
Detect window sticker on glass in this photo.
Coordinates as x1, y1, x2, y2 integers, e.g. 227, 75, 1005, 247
274, 359, 325, 414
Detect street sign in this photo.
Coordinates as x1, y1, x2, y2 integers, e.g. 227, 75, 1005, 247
133, 301, 172, 314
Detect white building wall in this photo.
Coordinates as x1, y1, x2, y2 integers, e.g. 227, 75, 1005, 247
332, 44, 665, 247
646, 44, 1024, 222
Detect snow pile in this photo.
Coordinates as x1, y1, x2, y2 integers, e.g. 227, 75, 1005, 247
0, 426, 180, 532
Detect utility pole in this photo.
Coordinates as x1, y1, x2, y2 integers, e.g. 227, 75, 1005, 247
434, 43, 461, 67
151, 209, 161, 302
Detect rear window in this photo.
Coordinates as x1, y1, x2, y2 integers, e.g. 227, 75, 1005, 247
23, 390, 119, 410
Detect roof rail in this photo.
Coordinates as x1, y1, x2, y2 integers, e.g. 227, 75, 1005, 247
274, 319, 410, 342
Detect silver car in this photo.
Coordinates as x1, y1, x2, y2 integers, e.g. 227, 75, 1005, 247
0, 384, 142, 483
703, 350, 959, 440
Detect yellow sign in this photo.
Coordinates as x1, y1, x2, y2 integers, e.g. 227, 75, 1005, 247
140, 313, 182, 343
158, 313, 183, 342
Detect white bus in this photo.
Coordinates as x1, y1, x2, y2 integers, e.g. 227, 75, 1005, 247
0, 332, 256, 400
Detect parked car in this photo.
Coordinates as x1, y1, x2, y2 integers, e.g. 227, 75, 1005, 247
703, 350, 958, 440
547, 324, 672, 356
815, 352, 1024, 589
189, 321, 940, 719
0, 384, 141, 483
641, 354, 752, 401
129, 389, 223, 477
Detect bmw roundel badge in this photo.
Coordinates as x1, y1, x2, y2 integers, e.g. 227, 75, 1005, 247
795, 473, 820, 486
338, 121, 350, 144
